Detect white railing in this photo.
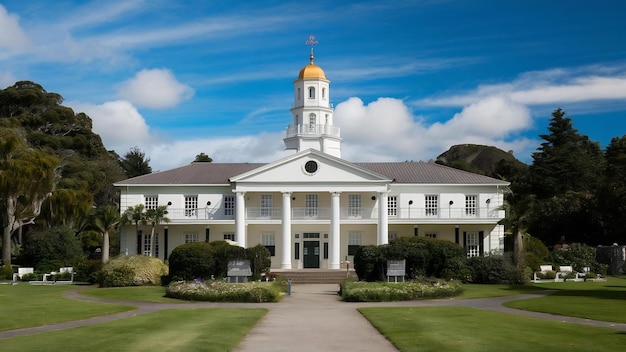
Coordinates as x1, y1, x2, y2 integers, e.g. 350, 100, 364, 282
162, 206, 502, 222
285, 124, 340, 139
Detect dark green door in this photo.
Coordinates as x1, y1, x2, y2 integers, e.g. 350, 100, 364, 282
303, 241, 320, 268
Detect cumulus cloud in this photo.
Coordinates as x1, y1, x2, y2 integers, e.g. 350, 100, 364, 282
334, 96, 536, 164
70, 100, 153, 154
0, 5, 32, 53
117, 69, 194, 109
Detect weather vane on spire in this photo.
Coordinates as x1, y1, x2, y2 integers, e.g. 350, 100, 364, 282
306, 34, 318, 64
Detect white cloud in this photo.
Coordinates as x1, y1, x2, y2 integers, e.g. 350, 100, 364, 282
0, 71, 16, 88
117, 69, 194, 109
417, 66, 626, 108
0, 5, 31, 53
69, 100, 153, 154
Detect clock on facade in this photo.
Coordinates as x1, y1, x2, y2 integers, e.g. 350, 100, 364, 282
304, 160, 318, 174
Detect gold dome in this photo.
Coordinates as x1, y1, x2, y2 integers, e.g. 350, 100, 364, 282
298, 63, 327, 80
297, 53, 328, 80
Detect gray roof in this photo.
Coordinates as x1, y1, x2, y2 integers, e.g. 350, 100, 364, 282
115, 161, 509, 186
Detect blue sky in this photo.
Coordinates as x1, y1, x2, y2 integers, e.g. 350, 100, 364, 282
1, 0, 625, 171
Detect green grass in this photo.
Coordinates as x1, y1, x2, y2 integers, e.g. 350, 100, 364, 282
360, 306, 626, 352
457, 283, 548, 299
504, 276, 626, 323
0, 284, 134, 331
1, 308, 267, 352
80, 285, 184, 303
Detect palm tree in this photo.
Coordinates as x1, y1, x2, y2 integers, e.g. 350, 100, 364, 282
144, 205, 170, 257
92, 205, 121, 263
499, 194, 535, 268
122, 204, 146, 249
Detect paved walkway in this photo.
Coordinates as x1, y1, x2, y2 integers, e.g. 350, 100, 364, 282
2, 284, 626, 351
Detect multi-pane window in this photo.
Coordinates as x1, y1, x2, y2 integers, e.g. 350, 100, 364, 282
261, 232, 276, 256
143, 234, 158, 257
465, 195, 477, 216
305, 194, 318, 217
388, 232, 398, 241
260, 194, 273, 217
184, 233, 198, 243
425, 195, 438, 216
309, 113, 316, 129
145, 195, 158, 210
348, 194, 362, 218
388, 196, 397, 216
425, 233, 437, 238
348, 232, 362, 255
185, 195, 198, 217
224, 195, 235, 217
466, 232, 480, 257
223, 233, 235, 241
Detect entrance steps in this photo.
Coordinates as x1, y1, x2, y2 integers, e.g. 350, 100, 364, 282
272, 269, 358, 284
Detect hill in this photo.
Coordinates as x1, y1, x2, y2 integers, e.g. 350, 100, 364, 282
436, 144, 527, 177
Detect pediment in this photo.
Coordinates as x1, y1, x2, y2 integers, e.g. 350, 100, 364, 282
230, 149, 391, 189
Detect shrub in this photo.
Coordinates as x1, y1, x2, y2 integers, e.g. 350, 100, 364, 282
0, 266, 13, 280
168, 242, 216, 281
18, 226, 85, 269
98, 255, 168, 287
536, 270, 556, 280
339, 279, 463, 302
246, 244, 272, 281
211, 241, 246, 278
165, 281, 283, 302
465, 255, 522, 284
20, 272, 41, 281
354, 245, 386, 281
551, 244, 607, 275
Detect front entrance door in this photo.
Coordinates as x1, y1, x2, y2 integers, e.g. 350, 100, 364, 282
303, 241, 320, 268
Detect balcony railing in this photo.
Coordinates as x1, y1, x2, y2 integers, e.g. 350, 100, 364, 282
161, 206, 502, 222
285, 124, 340, 139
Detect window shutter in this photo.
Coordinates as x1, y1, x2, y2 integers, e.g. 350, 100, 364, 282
479, 231, 484, 256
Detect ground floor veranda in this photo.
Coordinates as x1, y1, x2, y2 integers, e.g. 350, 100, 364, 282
120, 222, 504, 270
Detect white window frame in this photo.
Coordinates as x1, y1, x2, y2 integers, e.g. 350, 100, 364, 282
224, 195, 235, 217
465, 195, 477, 216
145, 195, 158, 210
305, 194, 318, 217
425, 195, 438, 216
388, 196, 397, 216
348, 194, 362, 218
261, 233, 275, 246
466, 232, 480, 258
348, 232, 362, 246
185, 195, 198, 217
223, 233, 235, 241
309, 113, 316, 129
308, 86, 315, 99
143, 233, 158, 257
425, 232, 437, 238
260, 194, 273, 217
184, 233, 198, 243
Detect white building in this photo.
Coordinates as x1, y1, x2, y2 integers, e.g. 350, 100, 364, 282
115, 49, 509, 270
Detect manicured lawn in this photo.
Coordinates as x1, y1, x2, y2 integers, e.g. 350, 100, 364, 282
1, 308, 267, 352
0, 284, 133, 331
458, 283, 548, 299
80, 285, 183, 303
360, 306, 626, 352
504, 276, 626, 323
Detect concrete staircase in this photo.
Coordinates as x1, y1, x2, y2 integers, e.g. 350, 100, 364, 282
272, 269, 358, 284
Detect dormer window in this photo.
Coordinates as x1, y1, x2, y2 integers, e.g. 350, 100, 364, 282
308, 87, 315, 99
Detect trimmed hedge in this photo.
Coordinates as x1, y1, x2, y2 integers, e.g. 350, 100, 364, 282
465, 255, 523, 284
354, 237, 467, 281
166, 280, 283, 302
339, 279, 463, 302
98, 255, 168, 287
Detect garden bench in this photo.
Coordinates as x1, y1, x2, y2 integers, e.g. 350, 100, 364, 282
533, 265, 555, 282
29, 267, 74, 285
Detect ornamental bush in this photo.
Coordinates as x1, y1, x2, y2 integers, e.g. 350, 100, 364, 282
98, 255, 168, 287
168, 242, 216, 281
465, 255, 522, 284
166, 281, 283, 302
339, 279, 462, 302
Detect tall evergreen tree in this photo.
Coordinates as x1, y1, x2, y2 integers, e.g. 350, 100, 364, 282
598, 135, 626, 244
527, 109, 604, 245
120, 147, 152, 178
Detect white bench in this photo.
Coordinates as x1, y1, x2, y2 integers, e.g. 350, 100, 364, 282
533, 265, 556, 282
556, 265, 575, 281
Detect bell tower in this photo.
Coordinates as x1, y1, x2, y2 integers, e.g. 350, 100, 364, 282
284, 35, 341, 157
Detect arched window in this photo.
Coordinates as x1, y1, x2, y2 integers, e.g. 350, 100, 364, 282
308, 87, 315, 99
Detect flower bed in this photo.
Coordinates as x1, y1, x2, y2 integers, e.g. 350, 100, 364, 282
165, 280, 283, 302
339, 279, 463, 302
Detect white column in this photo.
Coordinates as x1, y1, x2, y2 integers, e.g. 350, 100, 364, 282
281, 192, 292, 269
235, 192, 246, 247
378, 192, 389, 245
329, 192, 341, 269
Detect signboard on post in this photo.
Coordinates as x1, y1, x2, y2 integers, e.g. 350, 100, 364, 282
387, 260, 406, 282
227, 260, 252, 283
